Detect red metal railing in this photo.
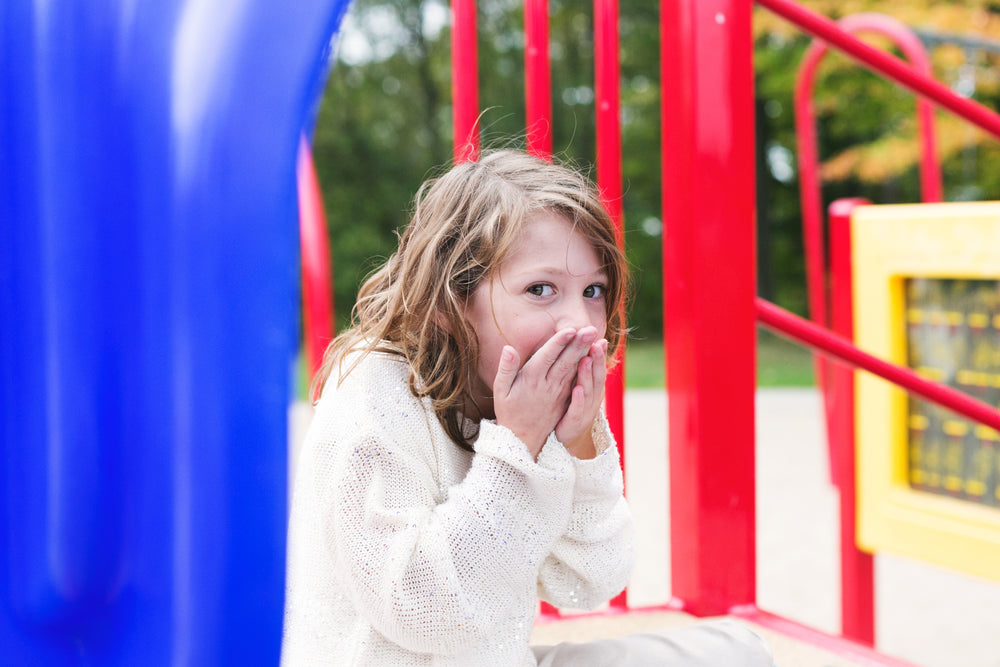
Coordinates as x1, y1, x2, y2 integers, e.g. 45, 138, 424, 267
755, 300, 1000, 434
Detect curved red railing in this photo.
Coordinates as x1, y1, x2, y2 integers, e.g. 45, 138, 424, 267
297, 137, 335, 386
760, 0, 1000, 138
794, 13, 943, 451
795, 13, 944, 205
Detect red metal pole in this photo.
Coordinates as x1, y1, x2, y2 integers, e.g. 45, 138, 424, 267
760, 0, 1000, 139
297, 137, 335, 384
527, 1, 557, 618
451, 0, 479, 162
755, 298, 1000, 433
595, 0, 626, 611
661, 0, 758, 616
595, 0, 622, 234
524, 0, 552, 159
828, 198, 875, 645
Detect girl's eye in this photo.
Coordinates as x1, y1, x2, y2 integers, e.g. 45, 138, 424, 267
527, 284, 554, 297
584, 284, 606, 298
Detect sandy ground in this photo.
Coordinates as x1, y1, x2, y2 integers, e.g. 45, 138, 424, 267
289, 389, 1000, 666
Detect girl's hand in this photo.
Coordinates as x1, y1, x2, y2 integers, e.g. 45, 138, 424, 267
555, 338, 607, 459
492, 327, 599, 459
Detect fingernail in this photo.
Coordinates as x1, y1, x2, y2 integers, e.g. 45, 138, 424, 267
501, 346, 515, 363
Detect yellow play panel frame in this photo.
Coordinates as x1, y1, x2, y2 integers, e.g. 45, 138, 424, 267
853, 201, 1000, 583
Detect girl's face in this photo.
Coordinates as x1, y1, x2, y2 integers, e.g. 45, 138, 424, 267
464, 210, 608, 417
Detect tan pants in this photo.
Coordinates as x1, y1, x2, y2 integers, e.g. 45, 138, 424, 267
532, 619, 774, 666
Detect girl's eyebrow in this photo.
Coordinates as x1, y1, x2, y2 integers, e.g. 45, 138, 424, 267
510, 266, 609, 279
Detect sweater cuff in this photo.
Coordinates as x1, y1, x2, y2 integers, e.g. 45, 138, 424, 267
572, 412, 624, 498
475, 421, 574, 481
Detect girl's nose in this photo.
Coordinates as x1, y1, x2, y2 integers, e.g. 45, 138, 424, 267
555, 297, 596, 331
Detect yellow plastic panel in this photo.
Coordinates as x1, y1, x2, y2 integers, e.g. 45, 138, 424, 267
853, 201, 1000, 583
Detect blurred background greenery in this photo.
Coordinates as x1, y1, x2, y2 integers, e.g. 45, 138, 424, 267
307, 0, 1000, 387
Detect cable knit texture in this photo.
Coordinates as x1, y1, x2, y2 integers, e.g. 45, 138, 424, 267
282, 350, 634, 666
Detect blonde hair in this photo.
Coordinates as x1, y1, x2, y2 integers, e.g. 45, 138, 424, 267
313, 149, 630, 451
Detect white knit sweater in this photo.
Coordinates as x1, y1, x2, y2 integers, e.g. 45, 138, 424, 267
281, 350, 635, 666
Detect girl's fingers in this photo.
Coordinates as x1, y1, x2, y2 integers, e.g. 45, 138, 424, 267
592, 339, 608, 387
555, 340, 609, 444
527, 328, 576, 373
492, 345, 520, 398
576, 355, 594, 395
496, 334, 607, 452
568, 338, 608, 404
558, 359, 593, 425
562, 384, 587, 425
542, 326, 599, 382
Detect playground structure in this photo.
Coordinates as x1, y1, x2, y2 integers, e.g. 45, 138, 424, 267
3, 0, 1000, 664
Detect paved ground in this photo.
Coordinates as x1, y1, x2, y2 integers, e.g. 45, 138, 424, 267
604, 389, 1000, 667
289, 389, 1000, 666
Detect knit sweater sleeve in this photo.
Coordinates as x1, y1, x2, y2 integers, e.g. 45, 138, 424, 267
311, 356, 577, 656
536, 412, 635, 610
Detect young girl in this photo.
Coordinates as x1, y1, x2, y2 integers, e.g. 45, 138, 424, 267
282, 150, 772, 666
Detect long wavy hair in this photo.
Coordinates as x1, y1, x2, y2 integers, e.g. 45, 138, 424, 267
312, 149, 630, 452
